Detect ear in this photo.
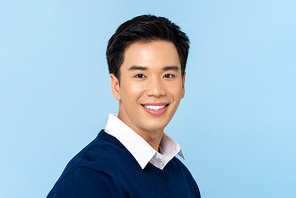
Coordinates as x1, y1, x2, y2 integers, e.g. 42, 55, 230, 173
110, 73, 121, 101
182, 72, 186, 98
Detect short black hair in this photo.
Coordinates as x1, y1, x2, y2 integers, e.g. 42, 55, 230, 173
106, 14, 190, 82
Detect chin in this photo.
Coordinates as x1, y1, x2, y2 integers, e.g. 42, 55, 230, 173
143, 121, 169, 132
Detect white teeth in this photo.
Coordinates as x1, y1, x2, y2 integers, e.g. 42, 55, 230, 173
144, 105, 166, 111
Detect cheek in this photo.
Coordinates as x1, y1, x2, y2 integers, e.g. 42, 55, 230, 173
121, 82, 145, 99
168, 83, 183, 97
129, 82, 146, 95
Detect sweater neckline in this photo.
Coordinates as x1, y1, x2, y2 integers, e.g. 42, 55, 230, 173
145, 162, 169, 181
97, 130, 170, 181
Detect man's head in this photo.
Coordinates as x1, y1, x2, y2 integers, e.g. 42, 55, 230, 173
107, 15, 190, 143
106, 14, 190, 82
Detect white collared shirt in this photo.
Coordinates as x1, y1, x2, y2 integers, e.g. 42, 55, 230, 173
105, 113, 185, 170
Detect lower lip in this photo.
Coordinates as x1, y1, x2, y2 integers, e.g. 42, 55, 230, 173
142, 105, 168, 115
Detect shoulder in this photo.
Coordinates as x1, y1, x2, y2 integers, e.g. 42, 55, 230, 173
47, 130, 135, 197
168, 157, 201, 197
169, 157, 198, 182
61, 130, 133, 177
169, 156, 193, 175
47, 167, 123, 197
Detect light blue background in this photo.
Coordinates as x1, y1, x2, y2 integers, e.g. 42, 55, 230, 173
1, 1, 295, 197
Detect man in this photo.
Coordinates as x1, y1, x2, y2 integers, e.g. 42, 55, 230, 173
47, 15, 201, 198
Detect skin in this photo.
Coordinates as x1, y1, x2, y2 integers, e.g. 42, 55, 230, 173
110, 40, 185, 151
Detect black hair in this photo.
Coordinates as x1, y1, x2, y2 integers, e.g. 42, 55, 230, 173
106, 14, 190, 82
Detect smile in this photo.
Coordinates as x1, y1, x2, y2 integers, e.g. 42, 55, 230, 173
144, 105, 166, 111
141, 103, 169, 115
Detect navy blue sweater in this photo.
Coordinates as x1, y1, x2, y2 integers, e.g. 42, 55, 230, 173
47, 130, 201, 198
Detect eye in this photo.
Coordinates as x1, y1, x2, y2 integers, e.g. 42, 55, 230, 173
135, 74, 146, 78
163, 74, 174, 78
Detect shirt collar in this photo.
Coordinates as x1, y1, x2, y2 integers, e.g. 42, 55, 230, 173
105, 113, 185, 169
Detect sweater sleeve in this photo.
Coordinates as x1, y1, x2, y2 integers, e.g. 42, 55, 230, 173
47, 167, 122, 198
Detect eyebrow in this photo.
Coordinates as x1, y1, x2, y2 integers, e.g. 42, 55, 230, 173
162, 66, 180, 72
128, 65, 180, 71
128, 66, 147, 71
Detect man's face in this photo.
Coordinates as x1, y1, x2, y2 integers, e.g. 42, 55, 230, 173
111, 40, 185, 139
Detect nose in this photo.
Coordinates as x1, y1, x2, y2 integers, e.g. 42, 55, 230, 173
145, 77, 166, 97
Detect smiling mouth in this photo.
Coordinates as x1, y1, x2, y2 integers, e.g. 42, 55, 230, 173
141, 103, 169, 115
143, 104, 167, 111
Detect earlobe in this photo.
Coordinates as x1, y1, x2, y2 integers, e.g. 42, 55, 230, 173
110, 73, 121, 101
182, 72, 186, 98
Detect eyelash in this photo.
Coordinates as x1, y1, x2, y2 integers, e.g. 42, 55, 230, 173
163, 74, 174, 78
134, 74, 175, 78
135, 74, 146, 78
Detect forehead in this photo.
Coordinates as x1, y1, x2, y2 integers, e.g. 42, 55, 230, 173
121, 40, 181, 70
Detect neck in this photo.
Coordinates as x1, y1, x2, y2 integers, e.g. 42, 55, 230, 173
117, 113, 164, 151
137, 129, 163, 151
